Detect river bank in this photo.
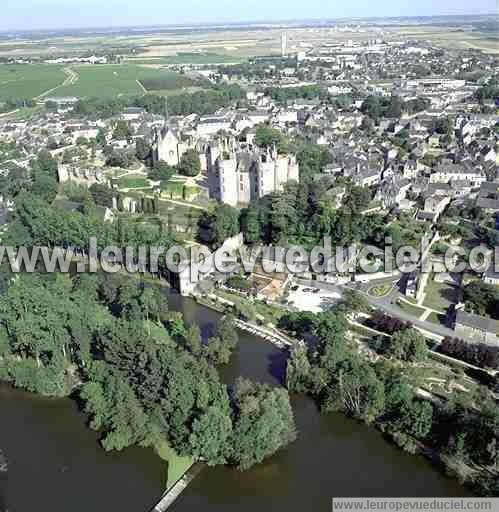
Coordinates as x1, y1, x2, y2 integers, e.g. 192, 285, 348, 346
181, 291, 497, 498
0, 291, 474, 512
173, 376, 470, 512
0, 383, 166, 512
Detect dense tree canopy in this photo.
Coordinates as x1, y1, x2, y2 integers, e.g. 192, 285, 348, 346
198, 203, 240, 249
89, 183, 116, 208
240, 178, 379, 249
178, 149, 201, 177
254, 125, 290, 154
463, 282, 499, 320
148, 161, 176, 182
0, 271, 296, 470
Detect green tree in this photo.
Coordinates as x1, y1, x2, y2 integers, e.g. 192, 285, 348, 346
198, 203, 240, 249
188, 405, 233, 465
112, 120, 133, 141
240, 206, 261, 244
31, 174, 58, 203
96, 128, 107, 147
349, 186, 372, 213
148, 160, 175, 182
205, 315, 239, 365
227, 379, 297, 470
386, 95, 404, 118
384, 329, 427, 363
321, 358, 385, 423
89, 183, 115, 208
396, 400, 434, 439
286, 343, 312, 393
463, 282, 499, 319
254, 125, 289, 154
184, 324, 203, 356
135, 138, 151, 161
32, 149, 58, 179
336, 289, 370, 315
106, 149, 131, 168
81, 366, 150, 451
178, 149, 201, 177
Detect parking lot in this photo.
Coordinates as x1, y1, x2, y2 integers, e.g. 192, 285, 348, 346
286, 284, 341, 313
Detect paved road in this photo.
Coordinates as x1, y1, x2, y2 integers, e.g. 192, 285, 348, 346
345, 282, 481, 344
296, 278, 465, 344
358, 291, 457, 339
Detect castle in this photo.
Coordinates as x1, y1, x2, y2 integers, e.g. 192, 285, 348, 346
207, 137, 300, 207
152, 98, 299, 206
58, 164, 108, 186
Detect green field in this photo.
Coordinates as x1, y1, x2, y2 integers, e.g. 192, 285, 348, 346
0, 64, 65, 100
116, 174, 151, 189
129, 52, 242, 65
397, 300, 426, 319
427, 312, 447, 326
55, 64, 197, 98
400, 28, 499, 54
423, 280, 458, 313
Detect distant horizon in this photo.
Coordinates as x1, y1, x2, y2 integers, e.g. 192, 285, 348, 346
1, 12, 498, 34
1, 0, 497, 33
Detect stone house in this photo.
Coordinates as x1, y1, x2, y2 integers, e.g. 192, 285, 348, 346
454, 310, 499, 347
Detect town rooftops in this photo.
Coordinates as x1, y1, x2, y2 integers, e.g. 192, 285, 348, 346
123, 107, 145, 115
477, 198, 499, 211
45, 96, 79, 104
455, 310, 499, 334
436, 163, 475, 175
477, 181, 499, 210
483, 269, 499, 283
479, 181, 499, 196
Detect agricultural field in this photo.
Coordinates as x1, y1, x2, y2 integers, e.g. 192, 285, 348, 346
0, 64, 65, 100
54, 64, 199, 98
127, 52, 243, 65
398, 27, 499, 54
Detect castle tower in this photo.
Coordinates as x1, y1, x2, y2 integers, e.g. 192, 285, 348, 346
219, 155, 238, 207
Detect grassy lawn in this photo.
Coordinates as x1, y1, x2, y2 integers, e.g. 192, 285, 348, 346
55, 64, 197, 98
0, 64, 65, 100
103, 168, 130, 178
116, 174, 150, 189
396, 300, 426, 319
423, 279, 458, 313
154, 438, 193, 490
215, 289, 286, 325
368, 284, 392, 298
416, 363, 480, 398
427, 312, 447, 326
158, 200, 202, 227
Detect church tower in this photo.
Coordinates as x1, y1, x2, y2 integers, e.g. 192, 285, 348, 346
154, 97, 180, 166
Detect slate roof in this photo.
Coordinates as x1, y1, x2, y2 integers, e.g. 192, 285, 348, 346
456, 310, 499, 334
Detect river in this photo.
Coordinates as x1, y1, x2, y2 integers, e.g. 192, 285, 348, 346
0, 292, 470, 512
